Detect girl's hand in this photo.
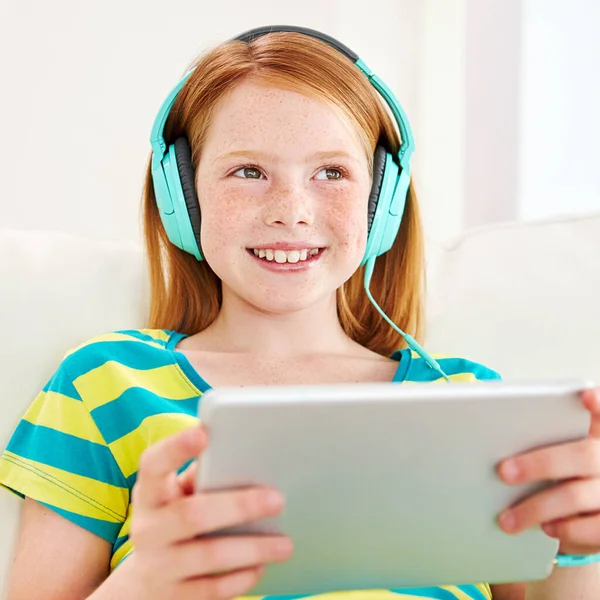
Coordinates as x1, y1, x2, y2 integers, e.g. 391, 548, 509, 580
126, 426, 293, 600
497, 387, 600, 555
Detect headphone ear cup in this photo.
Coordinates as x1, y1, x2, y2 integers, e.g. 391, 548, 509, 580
362, 145, 404, 266
173, 137, 202, 257
367, 145, 387, 235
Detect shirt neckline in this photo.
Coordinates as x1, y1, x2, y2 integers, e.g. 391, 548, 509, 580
167, 330, 411, 393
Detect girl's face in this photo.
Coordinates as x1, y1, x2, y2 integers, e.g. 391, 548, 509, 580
195, 79, 372, 313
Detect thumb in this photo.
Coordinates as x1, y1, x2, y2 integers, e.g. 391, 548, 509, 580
582, 387, 600, 438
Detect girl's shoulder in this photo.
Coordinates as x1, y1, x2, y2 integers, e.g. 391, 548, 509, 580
59, 328, 180, 375
51, 329, 194, 405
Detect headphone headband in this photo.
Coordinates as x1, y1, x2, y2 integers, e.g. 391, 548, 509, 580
234, 25, 359, 61
149, 25, 415, 266
150, 26, 414, 170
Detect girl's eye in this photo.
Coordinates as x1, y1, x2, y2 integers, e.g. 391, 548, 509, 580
230, 165, 345, 180
232, 166, 263, 179
315, 167, 344, 181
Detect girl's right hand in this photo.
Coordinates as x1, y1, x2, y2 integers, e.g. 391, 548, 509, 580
123, 426, 293, 600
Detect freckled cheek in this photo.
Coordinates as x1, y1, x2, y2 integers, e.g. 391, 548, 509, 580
198, 185, 256, 250
199, 189, 253, 255
323, 200, 368, 252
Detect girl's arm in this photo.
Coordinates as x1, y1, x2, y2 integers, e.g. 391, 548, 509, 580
6, 498, 112, 600
491, 565, 600, 600
489, 582, 525, 599
524, 564, 600, 599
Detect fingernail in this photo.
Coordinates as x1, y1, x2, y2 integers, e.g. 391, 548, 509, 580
275, 537, 294, 558
501, 459, 521, 483
266, 491, 285, 510
499, 510, 517, 532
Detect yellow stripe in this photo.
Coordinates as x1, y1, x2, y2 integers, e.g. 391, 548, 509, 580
75, 362, 199, 410
0, 451, 128, 521
65, 333, 164, 358
306, 590, 488, 600
109, 413, 199, 478
118, 514, 132, 539
440, 585, 486, 600
306, 592, 466, 600
403, 372, 477, 385
444, 372, 477, 383
22, 390, 105, 445
110, 540, 134, 571
309, 592, 406, 600
139, 329, 171, 343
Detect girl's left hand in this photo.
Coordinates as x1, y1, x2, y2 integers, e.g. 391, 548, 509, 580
497, 387, 600, 555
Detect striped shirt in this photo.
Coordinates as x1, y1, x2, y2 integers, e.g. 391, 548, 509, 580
0, 329, 501, 599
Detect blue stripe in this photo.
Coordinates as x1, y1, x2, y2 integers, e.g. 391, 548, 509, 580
404, 356, 448, 382
92, 388, 200, 444
116, 329, 170, 347
40, 501, 122, 543
262, 594, 311, 600
113, 532, 130, 555
126, 471, 138, 489
42, 367, 81, 400
65, 340, 176, 381
459, 585, 488, 600
391, 349, 411, 382
6, 421, 127, 487
405, 356, 501, 383
435, 357, 502, 381
391, 587, 466, 598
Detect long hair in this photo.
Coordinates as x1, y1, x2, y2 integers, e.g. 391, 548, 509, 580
142, 32, 426, 356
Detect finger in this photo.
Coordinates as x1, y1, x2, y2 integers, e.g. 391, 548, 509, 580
543, 513, 600, 554
178, 462, 198, 496
133, 427, 207, 510
582, 388, 600, 437
170, 535, 293, 581
179, 566, 265, 600
498, 477, 600, 534
498, 438, 600, 484
151, 486, 285, 545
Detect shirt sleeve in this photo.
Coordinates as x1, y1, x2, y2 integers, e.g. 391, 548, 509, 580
0, 360, 129, 544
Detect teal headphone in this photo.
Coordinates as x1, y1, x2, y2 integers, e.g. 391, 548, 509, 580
149, 25, 414, 267
149, 25, 451, 380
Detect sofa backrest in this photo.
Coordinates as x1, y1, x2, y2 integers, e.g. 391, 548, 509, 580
1, 211, 599, 593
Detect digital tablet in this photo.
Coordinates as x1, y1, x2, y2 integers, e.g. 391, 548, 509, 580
195, 379, 592, 595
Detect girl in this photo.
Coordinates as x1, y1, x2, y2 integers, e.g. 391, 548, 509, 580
2, 25, 600, 600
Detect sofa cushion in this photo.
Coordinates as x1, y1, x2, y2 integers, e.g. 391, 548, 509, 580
425, 212, 600, 383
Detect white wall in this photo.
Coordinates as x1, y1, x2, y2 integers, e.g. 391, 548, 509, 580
0, 0, 432, 242
1, 1, 597, 247
519, 0, 600, 221
464, 0, 522, 230
462, 0, 600, 229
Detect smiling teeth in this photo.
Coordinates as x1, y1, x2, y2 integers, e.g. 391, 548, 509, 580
252, 248, 319, 263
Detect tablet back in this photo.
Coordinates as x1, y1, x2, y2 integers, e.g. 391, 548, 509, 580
196, 379, 590, 595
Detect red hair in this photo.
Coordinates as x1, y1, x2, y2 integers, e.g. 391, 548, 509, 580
142, 32, 425, 356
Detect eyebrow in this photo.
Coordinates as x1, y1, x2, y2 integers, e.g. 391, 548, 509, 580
212, 149, 360, 165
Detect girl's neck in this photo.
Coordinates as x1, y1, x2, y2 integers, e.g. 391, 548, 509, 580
185, 291, 361, 358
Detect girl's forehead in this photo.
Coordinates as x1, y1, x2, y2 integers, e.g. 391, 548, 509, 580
212, 81, 343, 124
204, 81, 366, 157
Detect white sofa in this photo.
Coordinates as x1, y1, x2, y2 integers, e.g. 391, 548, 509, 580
1, 211, 599, 595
